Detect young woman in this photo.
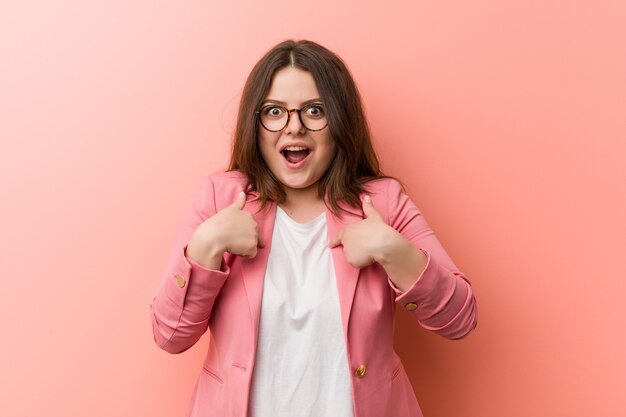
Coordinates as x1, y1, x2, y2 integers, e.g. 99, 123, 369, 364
150, 39, 477, 417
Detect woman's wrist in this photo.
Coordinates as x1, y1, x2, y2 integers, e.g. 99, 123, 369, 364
186, 235, 225, 270
377, 232, 428, 292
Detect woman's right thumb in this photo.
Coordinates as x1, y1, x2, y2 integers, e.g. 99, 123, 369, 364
231, 191, 246, 209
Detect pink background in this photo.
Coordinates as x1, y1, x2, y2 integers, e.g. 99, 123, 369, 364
1, 1, 625, 416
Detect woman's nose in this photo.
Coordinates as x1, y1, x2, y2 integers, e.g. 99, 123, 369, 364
284, 109, 306, 135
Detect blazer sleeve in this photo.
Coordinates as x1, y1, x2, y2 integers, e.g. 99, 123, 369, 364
150, 175, 230, 354
384, 179, 478, 340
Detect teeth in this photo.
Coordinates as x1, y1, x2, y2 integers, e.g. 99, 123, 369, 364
283, 146, 308, 151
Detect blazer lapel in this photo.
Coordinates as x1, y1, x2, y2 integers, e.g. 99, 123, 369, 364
240, 198, 277, 347
239, 196, 364, 344
325, 202, 364, 337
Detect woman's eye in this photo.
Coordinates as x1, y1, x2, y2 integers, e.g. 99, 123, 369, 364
264, 106, 284, 117
305, 104, 325, 117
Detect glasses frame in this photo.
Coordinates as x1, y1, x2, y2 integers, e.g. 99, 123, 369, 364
255, 103, 328, 132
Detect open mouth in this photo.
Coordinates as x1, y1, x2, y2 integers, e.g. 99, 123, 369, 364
281, 146, 311, 164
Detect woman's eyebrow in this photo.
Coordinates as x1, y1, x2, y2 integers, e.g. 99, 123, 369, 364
261, 98, 323, 106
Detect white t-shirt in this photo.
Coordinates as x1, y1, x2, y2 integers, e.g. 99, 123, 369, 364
249, 207, 354, 417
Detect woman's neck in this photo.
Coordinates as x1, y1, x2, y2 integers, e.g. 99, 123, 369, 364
280, 187, 326, 223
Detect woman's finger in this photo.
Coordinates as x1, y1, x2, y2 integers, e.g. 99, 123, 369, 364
327, 230, 344, 248
362, 195, 383, 221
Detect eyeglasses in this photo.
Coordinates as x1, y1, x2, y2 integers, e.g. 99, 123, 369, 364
256, 103, 328, 132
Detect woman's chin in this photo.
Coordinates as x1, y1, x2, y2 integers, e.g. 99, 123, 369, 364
278, 177, 320, 194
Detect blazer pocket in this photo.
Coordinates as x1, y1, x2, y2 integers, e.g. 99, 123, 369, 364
202, 365, 224, 384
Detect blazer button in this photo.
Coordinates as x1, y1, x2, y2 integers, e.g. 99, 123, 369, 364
355, 364, 366, 378
175, 275, 186, 288
405, 302, 418, 311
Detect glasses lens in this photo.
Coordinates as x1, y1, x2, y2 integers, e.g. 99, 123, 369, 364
300, 103, 327, 131
259, 105, 288, 131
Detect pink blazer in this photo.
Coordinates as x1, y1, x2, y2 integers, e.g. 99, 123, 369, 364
150, 171, 477, 417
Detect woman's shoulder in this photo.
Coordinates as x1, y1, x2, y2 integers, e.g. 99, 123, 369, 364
362, 176, 405, 197
360, 176, 413, 218
200, 170, 251, 203
204, 170, 249, 187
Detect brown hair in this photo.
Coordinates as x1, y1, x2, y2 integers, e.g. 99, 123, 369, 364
228, 39, 387, 215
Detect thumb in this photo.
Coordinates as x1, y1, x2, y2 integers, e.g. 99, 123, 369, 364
230, 191, 246, 210
328, 230, 344, 248
362, 195, 383, 221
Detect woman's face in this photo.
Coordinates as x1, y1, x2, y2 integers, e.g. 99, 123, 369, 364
258, 67, 336, 199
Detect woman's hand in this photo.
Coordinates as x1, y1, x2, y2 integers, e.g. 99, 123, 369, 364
186, 191, 264, 269
327, 195, 392, 267
328, 195, 427, 291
